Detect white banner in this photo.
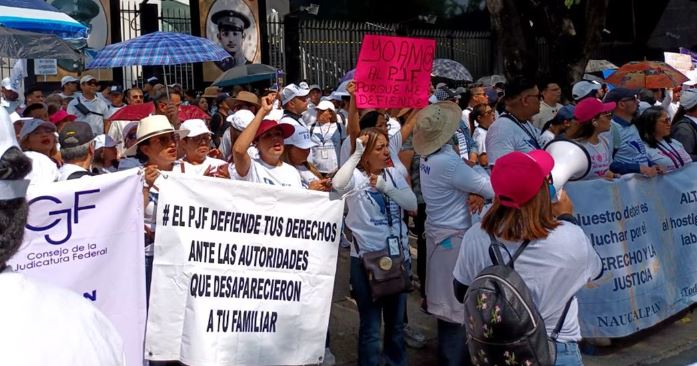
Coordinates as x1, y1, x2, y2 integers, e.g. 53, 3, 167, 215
567, 164, 697, 337
145, 175, 344, 366
7, 170, 146, 366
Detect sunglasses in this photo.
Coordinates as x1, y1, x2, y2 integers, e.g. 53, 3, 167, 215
189, 135, 211, 145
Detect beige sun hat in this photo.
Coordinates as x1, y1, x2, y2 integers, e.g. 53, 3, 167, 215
124, 115, 189, 156
413, 101, 462, 156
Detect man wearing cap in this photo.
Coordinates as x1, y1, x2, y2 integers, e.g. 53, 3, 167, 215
58, 75, 81, 99
531, 80, 563, 129
539, 104, 574, 146
0, 109, 125, 365
671, 88, 697, 160
571, 80, 602, 103
302, 84, 323, 126
67, 75, 108, 135
1, 77, 21, 114
603, 88, 658, 176
485, 76, 544, 166
57, 121, 96, 180
92, 134, 119, 174
143, 76, 159, 102
280, 83, 311, 128
212, 9, 252, 70
105, 85, 126, 120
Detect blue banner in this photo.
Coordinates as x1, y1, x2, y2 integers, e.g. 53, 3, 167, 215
566, 164, 697, 337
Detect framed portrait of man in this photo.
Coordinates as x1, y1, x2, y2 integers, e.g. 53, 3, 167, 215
201, 0, 261, 82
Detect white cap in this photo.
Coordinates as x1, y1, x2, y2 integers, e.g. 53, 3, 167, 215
94, 134, 117, 149
80, 75, 96, 84
61, 76, 79, 87
683, 80, 697, 88
1, 77, 17, 92
329, 92, 343, 101
572, 80, 601, 101
9, 112, 31, 124
19, 118, 56, 141
309, 84, 321, 91
281, 83, 310, 105
180, 119, 212, 137
299, 81, 309, 89
227, 109, 255, 131
316, 100, 336, 112
147, 76, 159, 84
284, 125, 317, 149
681, 88, 697, 110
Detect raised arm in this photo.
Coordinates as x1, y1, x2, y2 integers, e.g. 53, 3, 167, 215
232, 93, 275, 177
346, 81, 361, 154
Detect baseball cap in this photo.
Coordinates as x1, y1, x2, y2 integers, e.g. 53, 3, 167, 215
180, 119, 212, 138
109, 85, 124, 94
1, 77, 17, 92
147, 76, 159, 84
681, 89, 697, 110
254, 120, 294, 141
61, 76, 79, 87
491, 150, 555, 209
49, 110, 77, 124
316, 100, 336, 112
227, 109, 255, 131
281, 83, 310, 105
94, 134, 117, 149
284, 125, 317, 149
603, 88, 639, 103
59, 121, 95, 148
573, 98, 616, 124
309, 84, 321, 92
571, 80, 601, 101
80, 75, 96, 84
555, 104, 575, 122
19, 119, 56, 141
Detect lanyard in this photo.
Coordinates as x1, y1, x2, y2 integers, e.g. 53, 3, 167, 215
502, 113, 540, 149
657, 140, 684, 168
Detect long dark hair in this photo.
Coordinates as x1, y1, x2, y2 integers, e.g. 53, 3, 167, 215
0, 147, 32, 268
635, 106, 670, 148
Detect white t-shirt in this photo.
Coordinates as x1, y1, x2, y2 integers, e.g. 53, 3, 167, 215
578, 136, 613, 179
24, 151, 59, 183
420, 147, 493, 230
453, 222, 603, 342
236, 158, 303, 187
107, 120, 133, 157
486, 114, 542, 166
645, 139, 693, 172
67, 95, 108, 135
58, 91, 82, 99
473, 127, 488, 154
343, 167, 410, 259
0, 270, 124, 366
58, 163, 88, 181
296, 164, 319, 188
339, 132, 409, 181
309, 122, 344, 174
179, 156, 228, 175
461, 107, 472, 128
280, 112, 308, 128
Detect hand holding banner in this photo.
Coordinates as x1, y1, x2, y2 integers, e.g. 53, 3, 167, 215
354, 34, 435, 109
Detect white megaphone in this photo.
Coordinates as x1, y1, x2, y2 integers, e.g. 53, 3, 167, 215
544, 139, 591, 198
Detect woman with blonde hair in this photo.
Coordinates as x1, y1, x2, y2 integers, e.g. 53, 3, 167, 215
332, 127, 417, 366
453, 150, 602, 366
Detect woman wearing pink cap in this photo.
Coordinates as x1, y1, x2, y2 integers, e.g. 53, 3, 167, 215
232, 93, 302, 187
567, 98, 619, 179
453, 150, 602, 366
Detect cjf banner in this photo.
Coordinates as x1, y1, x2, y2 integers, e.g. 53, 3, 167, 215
7, 170, 146, 366
567, 164, 697, 337
145, 175, 344, 365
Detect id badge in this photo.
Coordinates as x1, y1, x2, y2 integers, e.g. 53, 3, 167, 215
387, 236, 400, 256
320, 148, 329, 159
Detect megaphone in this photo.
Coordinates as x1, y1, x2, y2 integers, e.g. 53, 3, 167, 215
544, 139, 591, 195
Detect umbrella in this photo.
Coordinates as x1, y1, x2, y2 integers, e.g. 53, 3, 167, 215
340, 69, 355, 83
431, 59, 473, 82
0, 0, 87, 39
179, 105, 211, 121
212, 64, 281, 88
585, 59, 618, 73
0, 27, 80, 60
476, 74, 507, 87
87, 32, 229, 69
605, 61, 689, 89
107, 102, 155, 121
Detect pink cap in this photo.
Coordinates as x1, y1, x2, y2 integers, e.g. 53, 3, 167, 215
254, 120, 295, 141
573, 98, 616, 124
491, 150, 554, 208
49, 109, 77, 124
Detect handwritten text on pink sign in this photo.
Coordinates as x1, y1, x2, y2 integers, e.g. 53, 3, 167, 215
355, 35, 435, 109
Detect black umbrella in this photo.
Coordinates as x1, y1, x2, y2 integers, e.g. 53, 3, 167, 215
212, 64, 282, 87
0, 26, 80, 60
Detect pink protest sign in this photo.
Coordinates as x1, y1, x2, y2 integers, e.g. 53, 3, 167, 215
354, 35, 436, 109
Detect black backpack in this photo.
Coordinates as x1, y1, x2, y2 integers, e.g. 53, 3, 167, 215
463, 234, 572, 366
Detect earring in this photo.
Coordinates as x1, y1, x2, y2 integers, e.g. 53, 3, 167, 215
593, 121, 598, 127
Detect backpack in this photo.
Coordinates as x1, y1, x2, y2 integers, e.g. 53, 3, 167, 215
463, 234, 571, 366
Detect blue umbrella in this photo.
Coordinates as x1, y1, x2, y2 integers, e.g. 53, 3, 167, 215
431, 59, 473, 82
86, 31, 229, 69
0, 0, 87, 39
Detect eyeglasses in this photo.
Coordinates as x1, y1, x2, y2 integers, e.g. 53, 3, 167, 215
599, 112, 613, 118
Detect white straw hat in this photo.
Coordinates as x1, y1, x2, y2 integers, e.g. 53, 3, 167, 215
124, 115, 189, 156
413, 101, 462, 156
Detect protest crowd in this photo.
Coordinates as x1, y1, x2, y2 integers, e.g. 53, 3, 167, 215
2, 59, 697, 366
